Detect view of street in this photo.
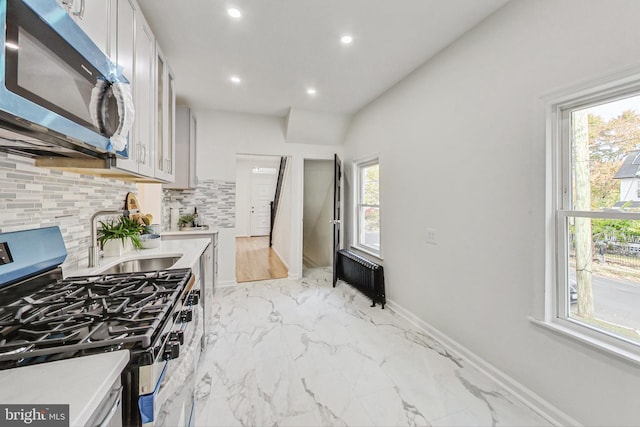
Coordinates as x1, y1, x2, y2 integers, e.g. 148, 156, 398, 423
570, 273, 640, 332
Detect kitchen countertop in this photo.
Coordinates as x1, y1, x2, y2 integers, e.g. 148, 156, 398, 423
161, 228, 219, 237
0, 350, 129, 426
65, 237, 211, 278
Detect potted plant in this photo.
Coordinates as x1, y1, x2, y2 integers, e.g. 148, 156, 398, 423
97, 216, 148, 257
178, 213, 196, 230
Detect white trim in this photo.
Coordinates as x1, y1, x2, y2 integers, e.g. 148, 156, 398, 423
350, 245, 384, 261
387, 299, 581, 427
271, 244, 289, 270
352, 152, 380, 165
216, 279, 237, 287
558, 210, 640, 220
352, 154, 382, 258
529, 317, 640, 366
287, 271, 301, 280
542, 68, 640, 358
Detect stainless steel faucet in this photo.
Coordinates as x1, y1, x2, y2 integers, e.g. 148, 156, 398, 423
88, 209, 138, 268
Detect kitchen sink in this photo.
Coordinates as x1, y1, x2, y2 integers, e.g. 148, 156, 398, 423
99, 256, 182, 274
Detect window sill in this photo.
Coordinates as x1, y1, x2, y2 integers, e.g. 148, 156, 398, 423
528, 316, 640, 366
350, 245, 383, 261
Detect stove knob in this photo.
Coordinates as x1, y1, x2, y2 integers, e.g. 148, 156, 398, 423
169, 330, 184, 345
179, 309, 193, 323
163, 341, 180, 361
187, 292, 199, 306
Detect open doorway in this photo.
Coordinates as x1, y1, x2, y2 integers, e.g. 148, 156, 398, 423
235, 154, 289, 282
303, 159, 334, 268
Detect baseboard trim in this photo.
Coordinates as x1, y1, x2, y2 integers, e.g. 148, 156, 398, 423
271, 245, 289, 270
386, 299, 580, 427
288, 272, 301, 280
216, 279, 237, 288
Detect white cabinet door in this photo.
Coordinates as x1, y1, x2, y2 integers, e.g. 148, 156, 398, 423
112, 0, 137, 173
74, 0, 110, 55
154, 47, 176, 182
188, 111, 197, 188
164, 107, 196, 189
57, 0, 110, 56
134, 11, 156, 177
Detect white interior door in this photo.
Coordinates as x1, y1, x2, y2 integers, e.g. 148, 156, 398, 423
250, 174, 277, 236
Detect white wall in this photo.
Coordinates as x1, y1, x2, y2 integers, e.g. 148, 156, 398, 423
195, 109, 342, 283
272, 159, 293, 271
342, 1, 640, 425
286, 108, 352, 146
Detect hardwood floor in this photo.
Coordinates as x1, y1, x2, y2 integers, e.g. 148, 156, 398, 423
235, 236, 288, 283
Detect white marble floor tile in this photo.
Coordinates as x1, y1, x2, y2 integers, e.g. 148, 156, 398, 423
194, 268, 552, 427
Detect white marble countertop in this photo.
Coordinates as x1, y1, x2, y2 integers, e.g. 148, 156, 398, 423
161, 229, 219, 237
0, 351, 129, 427
65, 238, 211, 278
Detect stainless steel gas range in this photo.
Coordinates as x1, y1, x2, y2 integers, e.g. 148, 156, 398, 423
0, 227, 202, 427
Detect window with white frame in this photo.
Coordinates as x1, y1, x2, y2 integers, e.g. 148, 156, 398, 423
354, 156, 381, 256
548, 74, 640, 355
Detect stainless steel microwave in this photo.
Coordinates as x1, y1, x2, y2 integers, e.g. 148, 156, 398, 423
0, 0, 134, 159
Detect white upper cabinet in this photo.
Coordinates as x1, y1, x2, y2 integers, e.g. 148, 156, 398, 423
133, 10, 156, 177
110, 0, 137, 173
154, 47, 176, 182
57, 0, 110, 55
164, 106, 197, 190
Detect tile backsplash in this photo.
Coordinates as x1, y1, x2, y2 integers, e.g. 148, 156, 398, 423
0, 153, 137, 270
162, 179, 235, 230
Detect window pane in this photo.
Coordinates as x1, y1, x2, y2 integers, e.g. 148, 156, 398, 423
571, 95, 640, 211
359, 206, 380, 249
362, 164, 379, 206
567, 216, 640, 344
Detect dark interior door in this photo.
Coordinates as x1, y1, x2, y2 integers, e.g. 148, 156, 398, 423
332, 154, 342, 286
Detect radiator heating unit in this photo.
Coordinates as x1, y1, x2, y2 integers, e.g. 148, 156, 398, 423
335, 249, 386, 308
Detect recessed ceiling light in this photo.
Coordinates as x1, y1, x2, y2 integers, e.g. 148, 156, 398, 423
227, 8, 242, 18
230, 75, 241, 84
307, 88, 317, 96
340, 34, 353, 44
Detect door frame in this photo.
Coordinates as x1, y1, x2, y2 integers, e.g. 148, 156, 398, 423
295, 153, 344, 279
234, 151, 344, 282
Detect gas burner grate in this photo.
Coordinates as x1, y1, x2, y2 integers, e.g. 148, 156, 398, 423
0, 268, 192, 368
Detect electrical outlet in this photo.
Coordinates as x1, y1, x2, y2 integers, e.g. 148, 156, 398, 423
426, 228, 437, 245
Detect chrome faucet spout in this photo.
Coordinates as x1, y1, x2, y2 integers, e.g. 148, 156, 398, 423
88, 208, 139, 268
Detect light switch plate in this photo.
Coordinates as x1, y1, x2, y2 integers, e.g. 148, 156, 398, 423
426, 228, 437, 245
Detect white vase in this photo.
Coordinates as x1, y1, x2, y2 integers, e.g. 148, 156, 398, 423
103, 239, 133, 257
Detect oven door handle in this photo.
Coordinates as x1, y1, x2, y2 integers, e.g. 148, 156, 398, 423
97, 386, 123, 427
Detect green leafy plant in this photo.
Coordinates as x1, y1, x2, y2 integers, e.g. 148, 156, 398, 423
178, 214, 195, 228
97, 216, 148, 249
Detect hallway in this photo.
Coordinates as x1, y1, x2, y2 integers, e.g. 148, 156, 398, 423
235, 236, 288, 282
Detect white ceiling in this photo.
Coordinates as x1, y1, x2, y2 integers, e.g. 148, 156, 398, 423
137, 0, 509, 117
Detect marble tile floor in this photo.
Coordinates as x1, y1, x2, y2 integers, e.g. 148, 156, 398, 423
194, 267, 552, 427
